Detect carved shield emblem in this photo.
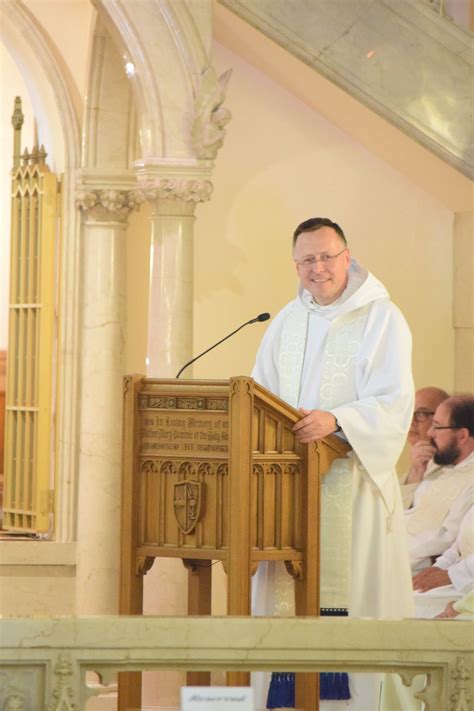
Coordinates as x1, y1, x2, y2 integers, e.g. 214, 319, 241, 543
173, 479, 202, 535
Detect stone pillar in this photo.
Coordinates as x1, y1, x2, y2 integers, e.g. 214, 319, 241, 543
147, 198, 197, 377
137, 164, 213, 378
74, 188, 139, 615
453, 211, 474, 393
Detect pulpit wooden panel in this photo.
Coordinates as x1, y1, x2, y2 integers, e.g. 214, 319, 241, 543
119, 375, 349, 711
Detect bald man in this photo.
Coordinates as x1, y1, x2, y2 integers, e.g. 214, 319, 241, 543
403, 395, 474, 572
404, 387, 449, 488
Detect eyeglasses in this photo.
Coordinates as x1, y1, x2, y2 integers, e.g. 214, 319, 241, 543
412, 409, 435, 422
294, 248, 347, 269
431, 425, 462, 431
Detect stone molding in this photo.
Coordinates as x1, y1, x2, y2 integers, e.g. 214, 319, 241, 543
137, 177, 213, 205
1, 616, 473, 710
75, 188, 141, 222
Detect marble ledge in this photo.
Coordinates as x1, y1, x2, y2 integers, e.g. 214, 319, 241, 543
2, 616, 472, 655
0, 540, 76, 567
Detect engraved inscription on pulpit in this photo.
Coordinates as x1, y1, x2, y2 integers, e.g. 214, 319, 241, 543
136, 390, 230, 552
140, 410, 229, 456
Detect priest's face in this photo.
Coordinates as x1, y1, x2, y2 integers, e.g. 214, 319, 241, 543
408, 389, 442, 446
293, 227, 350, 305
428, 402, 462, 466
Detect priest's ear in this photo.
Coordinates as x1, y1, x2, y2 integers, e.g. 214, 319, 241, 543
458, 426, 472, 445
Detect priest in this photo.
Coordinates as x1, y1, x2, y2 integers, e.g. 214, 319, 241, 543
251, 217, 415, 710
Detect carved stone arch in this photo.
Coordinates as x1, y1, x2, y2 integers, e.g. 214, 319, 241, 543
0, 0, 81, 170
91, 0, 211, 159
82, 13, 138, 171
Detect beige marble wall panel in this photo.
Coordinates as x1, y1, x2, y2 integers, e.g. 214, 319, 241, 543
0, 567, 75, 615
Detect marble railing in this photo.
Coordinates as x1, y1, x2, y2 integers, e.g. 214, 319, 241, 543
218, 0, 474, 178
1, 615, 472, 710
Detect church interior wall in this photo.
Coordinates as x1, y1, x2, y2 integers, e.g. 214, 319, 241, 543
192, 41, 455, 394
21, 0, 94, 111
0, 0, 463, 657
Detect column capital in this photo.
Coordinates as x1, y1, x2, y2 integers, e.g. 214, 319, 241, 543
76, 188, 141, 223
135, 158, 214, 207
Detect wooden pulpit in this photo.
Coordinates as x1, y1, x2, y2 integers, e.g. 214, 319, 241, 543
119, 375, 349, 711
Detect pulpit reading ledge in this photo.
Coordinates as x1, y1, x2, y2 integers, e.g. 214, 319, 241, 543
119, 375, 350, 711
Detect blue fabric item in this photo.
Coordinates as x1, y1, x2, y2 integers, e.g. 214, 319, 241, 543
266, 608, 351, 707
266, 673, 295, 709
319, 608, 351, 700
320, 671, 351, 700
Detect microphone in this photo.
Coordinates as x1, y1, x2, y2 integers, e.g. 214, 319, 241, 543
175, 312, 271, 378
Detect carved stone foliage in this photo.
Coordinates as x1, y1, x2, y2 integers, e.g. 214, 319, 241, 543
138, 394, 228, 411
47, 653, 75, 711
76, 189, 141, 222
0, 670, 42, 710
191, 67, 232, 160
1, 689, 27, 711
450, 656, 472, 711
137, 177, 213, 204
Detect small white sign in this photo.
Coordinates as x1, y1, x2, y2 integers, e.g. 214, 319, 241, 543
181, 686, 254, 711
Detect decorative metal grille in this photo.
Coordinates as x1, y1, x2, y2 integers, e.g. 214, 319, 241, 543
3, 97, 58, 533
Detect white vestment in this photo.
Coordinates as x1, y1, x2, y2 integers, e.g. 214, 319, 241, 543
414, 504, 474, 619
434, 504, 474, 592
251, 261, 415, 709
382, 507, 474, 710
402, 453, 474, 572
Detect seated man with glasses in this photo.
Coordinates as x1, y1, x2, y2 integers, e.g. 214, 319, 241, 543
404, 395, 474, 573
400, 387, 449, 504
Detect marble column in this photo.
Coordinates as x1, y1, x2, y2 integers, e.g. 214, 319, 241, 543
147, 198, 197, 377
453, 211, 474, 393
74, 188, 139, 615
138, 168, 213, 378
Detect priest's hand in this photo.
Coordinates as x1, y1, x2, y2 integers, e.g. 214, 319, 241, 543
435, 601, 459, 619
412, 566, 451, 592
293, 408, 337, 443
405, 439, 435, 484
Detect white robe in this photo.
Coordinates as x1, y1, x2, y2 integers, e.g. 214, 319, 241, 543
381, 507, 474, 711
414, 504, 474, 619
402, 453, 474, 572
251, 261, 415, 709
